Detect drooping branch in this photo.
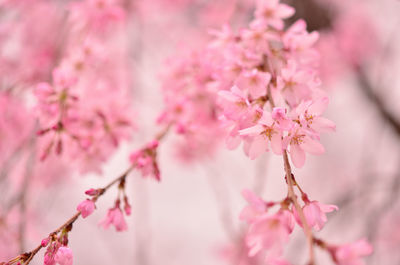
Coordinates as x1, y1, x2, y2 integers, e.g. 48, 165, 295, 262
283, 152, 315, 265
357, 69, 400, 137
1, 126, 170, 265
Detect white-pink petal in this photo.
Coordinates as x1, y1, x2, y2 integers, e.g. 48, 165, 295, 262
312, 117, 336, 133
271, 133, 283, 155
276, 4, 295, 19
309, 97, 329, 116
248, 136, 268, 159
239, 124, 264, 136
290, 144, 305, 168
300, 137, 325, 155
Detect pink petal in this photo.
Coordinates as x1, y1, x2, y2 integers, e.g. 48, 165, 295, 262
248, 136, 268, 159
259, 112, 274, 126
300, 137, 325, 155
319, 202, 339, 213
303, 203, 320, 230
290, 144, 305, 168
312, 117, 336, 133
276, 4, 295, 18
308, 97, 329, 116
218, 90, 239, 102
271, 133, 283, 155
226, 134, 241, 149
240, 124, 263, 136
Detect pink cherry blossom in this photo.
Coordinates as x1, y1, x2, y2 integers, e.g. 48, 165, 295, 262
283, 20, 319, 64
290, 97, 336, 135
99, 206, 128, 232
252, 0, 295, 30
41, 237, 51, 248
123, 196, 132, 216
44, 241, 61, 265
283, 125, 325, 168
275, 60, 315, 107
240, 189, 268, 223
240, 111, 283, 159
217, 235, 264, 265
271, 107, 293, 131
85, 188, 102, 196
332, 239, 373, 265
245, 211, 293, 259
76, 199, 96, 218
54, 247, 73, 265
293, 201, 338, 231
129, 140, 161, 181
218, 86, 251, 120
235, 69, 271, 98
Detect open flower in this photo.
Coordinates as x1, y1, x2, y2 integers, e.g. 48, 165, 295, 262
283, 125, 325, 168
240, 189, 268, 223
240, 111, 283, 159
291, 97, 336, 136
252, 0, 295, 30
235, 69, 271, 98
54, 247, 73, 265
246, 211, 293, 259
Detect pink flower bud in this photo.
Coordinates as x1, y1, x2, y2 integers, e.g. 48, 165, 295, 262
77, 199, 96, 218
54, 247, 73, 265
41, 237, 50, 247
85, 188, 101, 196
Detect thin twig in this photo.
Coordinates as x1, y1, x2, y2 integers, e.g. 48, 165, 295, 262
267, 77, 316, 265
3, 126, 170, 265
357, 68, 400, 137
282, 152, 315, 265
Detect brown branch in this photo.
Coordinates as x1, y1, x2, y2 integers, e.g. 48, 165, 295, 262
266, 78, 316, 265
357, 69, 400, 137
284, 0, 334, 32
15, 166, 131, 265
282, 152, 315, 265
2, 126, 170, 265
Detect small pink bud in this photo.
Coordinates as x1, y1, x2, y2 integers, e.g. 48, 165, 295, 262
77, 199, 96, 218
148, 140, 159, 149
56, 139, 63, 155
41, 237, 50, 247
123, 196, 132, 216
54, 246, 73, 265
85, 188, 102, 196
176, 123, 186, 134
37, 128, 51, 136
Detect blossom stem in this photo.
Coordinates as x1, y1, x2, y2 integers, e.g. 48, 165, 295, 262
266, 71, 316, 265
282, 151, 315, 265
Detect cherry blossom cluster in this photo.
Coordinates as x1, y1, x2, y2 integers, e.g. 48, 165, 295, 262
129, 139, 163, 180
158, 51, 225, 161
76, 174, 134, 233
41, 233, 73, 265
98, 179, 131, 232
159, 0, 373, 264
31, 0, 134, 173
3, 227, 74, 265
213, 0, 335, 167
0, 0, 382, 264
160, 0, 335, 168
239, 189, 372, 264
